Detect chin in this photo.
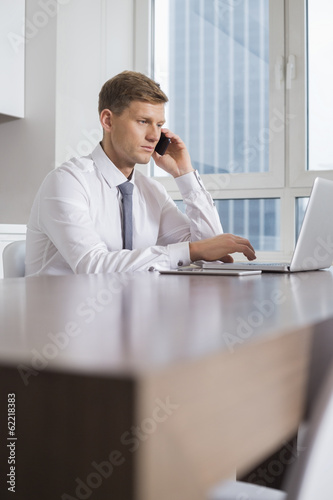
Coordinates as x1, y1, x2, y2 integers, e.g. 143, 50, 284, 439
134, 153, 152, 165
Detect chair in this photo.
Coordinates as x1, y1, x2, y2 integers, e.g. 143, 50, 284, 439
2, 240, 26, 277
208, 362, 333, 500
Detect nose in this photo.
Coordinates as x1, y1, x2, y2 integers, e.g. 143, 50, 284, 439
146, 125, 160, 143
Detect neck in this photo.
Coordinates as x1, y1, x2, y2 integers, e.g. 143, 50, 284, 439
100, 140, 134, 179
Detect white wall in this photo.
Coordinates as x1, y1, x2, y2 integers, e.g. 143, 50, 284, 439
0, 0, 25, 117
0, 0, 57, 224
0, 0, 135, 225
55, 0, 134, 166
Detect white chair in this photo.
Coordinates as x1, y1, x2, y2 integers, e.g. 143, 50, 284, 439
2, 240, 26, 277
208, 363, 333, 500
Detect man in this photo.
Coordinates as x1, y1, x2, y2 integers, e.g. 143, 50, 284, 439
25, 71, 256, 276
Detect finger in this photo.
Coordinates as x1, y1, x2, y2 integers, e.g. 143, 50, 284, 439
164, 131, 183, 146
239, 244, 256, 261
161, 129, 176, 141
220, 255, 234, 263
235, 236, 256, 254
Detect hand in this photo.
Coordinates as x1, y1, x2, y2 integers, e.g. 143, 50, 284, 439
189, 234, 256, 262
152, 129, 194, 178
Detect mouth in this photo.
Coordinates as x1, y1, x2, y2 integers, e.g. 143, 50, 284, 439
141, 146, 154, 152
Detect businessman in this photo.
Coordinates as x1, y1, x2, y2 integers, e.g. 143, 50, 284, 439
25, 71, 256, 275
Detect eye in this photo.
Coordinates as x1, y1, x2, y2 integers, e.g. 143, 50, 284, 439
138, 120, 147, 124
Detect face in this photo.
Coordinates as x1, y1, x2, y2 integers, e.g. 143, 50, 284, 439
101, 101, 165, 171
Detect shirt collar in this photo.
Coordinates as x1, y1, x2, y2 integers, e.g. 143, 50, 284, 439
91, 143, 136, 188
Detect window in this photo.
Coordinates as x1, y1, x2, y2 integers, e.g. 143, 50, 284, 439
307, 0, 333, 171
152, 0, 284, 188
156, 0, 270, 176
288, 0, 333, 186
135, 0, 333, 261
176, 197, 280, 251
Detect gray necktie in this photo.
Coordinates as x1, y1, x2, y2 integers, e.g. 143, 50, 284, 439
118, 181, 134, 250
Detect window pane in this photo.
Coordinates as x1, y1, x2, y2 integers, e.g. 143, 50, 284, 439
175, 198, 280, 251
307, 0, 333, 170
153, 0, 270, 176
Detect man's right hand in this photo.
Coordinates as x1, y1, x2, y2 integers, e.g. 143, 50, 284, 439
189, 234, 256, 263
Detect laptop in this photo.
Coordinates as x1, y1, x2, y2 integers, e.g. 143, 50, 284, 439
159, 268, 262, 276
197, 177, 333, 273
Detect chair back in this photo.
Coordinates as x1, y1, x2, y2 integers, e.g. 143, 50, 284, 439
2, 240, 26, 278
286, 363, 333, 500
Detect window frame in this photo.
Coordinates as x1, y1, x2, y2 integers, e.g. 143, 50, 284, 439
288, 0, 333, 187
134, 0, 333, 262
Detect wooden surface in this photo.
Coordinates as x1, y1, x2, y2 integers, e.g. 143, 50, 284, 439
1, 269, 333, 499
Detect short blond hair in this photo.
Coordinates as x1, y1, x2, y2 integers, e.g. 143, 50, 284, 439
98, 70, 168, 115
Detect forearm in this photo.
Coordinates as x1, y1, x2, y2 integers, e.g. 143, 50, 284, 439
76, 242, 191, 273
175, 171, 223, 240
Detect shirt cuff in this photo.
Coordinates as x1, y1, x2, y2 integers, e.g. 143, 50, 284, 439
167, 241, 191, 269
174, 170, 205, 197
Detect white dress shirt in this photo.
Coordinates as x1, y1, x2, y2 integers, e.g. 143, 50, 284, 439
25, 143, 223, 276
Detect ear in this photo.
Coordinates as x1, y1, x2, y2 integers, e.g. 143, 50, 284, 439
100, 109, 113, 132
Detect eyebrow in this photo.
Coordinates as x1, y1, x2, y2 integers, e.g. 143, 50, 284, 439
137, 115, 165, 124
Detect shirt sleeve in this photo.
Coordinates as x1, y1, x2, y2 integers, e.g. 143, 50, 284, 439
36, 167, 191, 274
36, 167, 222, 274
78, 170, 223, 273
156, 170, 223, 246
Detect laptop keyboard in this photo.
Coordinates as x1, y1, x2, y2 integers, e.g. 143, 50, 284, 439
247, 262, 287, 266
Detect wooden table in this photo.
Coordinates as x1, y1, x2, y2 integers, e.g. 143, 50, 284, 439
1, 269, 333, 499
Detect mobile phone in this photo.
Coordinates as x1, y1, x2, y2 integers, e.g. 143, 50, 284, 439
154, 132, 171, 156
